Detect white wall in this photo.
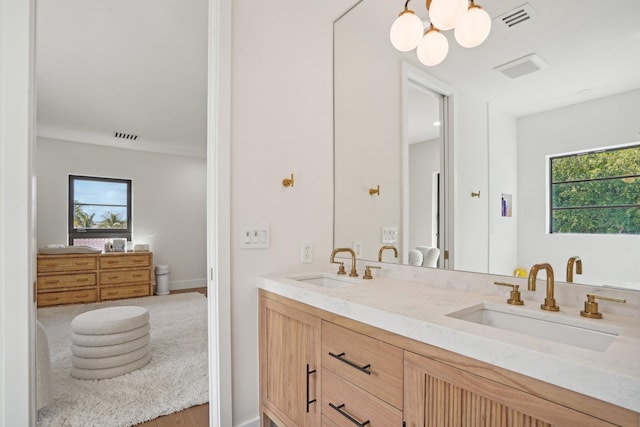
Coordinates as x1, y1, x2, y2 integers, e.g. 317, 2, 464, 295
333, 0, 403, 263
453, 93, 489, 273
488, 105, 518, 276
231, 0, 350, 424
517, 89, 640, 287
36, 138, 207, 290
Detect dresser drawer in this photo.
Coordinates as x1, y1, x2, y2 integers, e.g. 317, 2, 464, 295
37, 273, 97, 291
37, 289, 98, 307
322, 369, 402, 427
322, 321, 403, 409
100, 269, 151, 285
37, 256, 98, 273
100, 284, 150, 301
100, 253, 151, 269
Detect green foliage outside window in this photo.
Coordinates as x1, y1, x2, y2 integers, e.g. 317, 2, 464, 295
550, 145, 640, 234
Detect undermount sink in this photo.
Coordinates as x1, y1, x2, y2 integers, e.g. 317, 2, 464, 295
447, 303, 621, 352
288, 273, 360, 288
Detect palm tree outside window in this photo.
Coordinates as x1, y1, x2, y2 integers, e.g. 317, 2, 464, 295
68, 175, 132, 248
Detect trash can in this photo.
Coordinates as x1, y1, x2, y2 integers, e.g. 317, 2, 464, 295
155, 265, 170, 295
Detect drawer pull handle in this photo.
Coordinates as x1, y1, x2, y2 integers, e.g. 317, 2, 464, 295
328, 403, 370, 427
45, 280, 60, 284
306, 364, 317, 413
76, 278, 89, 282
328, 352, 371, 375
75, 262, 90, 266
133, 274, 143, 278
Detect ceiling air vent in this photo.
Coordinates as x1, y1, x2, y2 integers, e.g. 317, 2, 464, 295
114, 131, 139, 141
495, 3, 538, 30
493, 53, 548, 79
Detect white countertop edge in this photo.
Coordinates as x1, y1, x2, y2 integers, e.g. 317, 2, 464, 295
258, 277, 640, 413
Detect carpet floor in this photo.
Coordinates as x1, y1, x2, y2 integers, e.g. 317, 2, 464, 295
37, 292, 209, 427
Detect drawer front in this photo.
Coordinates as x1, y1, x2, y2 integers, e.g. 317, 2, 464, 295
37, 289, 98, 307
37, 256, 97, 273
100, 284, 150, 301
100, 254, 151, 269
100, 269, 151, 285
322, 322, 403, 409
37, 273, 97, 291
322, 369, 402, 427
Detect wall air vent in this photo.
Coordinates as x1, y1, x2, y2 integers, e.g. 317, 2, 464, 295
495, 3, 538, 30
114, 131, 139, 141
493, 53, 548, 79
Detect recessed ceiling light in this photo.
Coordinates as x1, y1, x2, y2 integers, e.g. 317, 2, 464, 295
433, 121, 441, 126
577, 88, 593, 96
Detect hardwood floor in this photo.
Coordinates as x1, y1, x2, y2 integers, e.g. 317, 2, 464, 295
137, 403, 209, 426
138, 287, 209, 426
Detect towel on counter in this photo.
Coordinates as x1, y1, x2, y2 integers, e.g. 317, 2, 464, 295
408, 249, 424, 266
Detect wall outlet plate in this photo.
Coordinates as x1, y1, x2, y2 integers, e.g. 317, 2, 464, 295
352, 241, 362, 257
301, 242, 313, 263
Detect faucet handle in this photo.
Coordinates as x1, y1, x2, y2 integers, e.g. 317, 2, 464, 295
494, 282, 524, 305
580, 294, 626, 319
363, 265, 381, 280
332, 261, 346, 275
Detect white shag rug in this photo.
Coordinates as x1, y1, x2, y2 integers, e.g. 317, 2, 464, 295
36, 292, 209, 427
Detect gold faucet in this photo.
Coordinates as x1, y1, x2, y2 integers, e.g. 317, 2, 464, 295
330, 248, 358, 277
378, 245, 398, 262
527, 263, 559, 311
566, 256, 582, 283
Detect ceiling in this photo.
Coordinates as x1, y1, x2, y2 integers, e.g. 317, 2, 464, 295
36, 0, 640, 154
36, 0, 209, 158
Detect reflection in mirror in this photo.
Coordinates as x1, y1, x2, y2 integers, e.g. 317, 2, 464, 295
404, 81, 443, 267
334, 0, 640, 290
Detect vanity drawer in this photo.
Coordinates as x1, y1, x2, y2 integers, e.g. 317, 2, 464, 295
100, 253, 151, 269
322, 321, 403, 409
100, 268, 151, 285
37, 289, 98, 307
37, 255, 97, 273
322, 368, 402, 427
37, 273, 97, 291
100, 284, 150, 301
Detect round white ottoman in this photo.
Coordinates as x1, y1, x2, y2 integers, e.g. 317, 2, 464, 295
70, 306, 151, 380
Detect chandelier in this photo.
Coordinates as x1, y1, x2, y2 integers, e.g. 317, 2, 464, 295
389, 0, 491, 66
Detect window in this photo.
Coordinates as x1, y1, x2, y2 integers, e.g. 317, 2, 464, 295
69, 175, 132, 247
549, 144, 640, 234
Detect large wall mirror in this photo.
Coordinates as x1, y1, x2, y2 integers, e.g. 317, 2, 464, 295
334, 0, 640, 290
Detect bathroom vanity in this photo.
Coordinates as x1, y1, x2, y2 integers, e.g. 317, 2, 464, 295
258, 271, 640, 426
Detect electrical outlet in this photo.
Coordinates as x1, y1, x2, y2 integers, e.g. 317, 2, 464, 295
352, 241, 362, 257
301, 242, 313, 264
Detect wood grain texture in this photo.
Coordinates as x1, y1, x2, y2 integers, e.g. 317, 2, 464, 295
260, 296, 321, 427
260, 290, 640, 427
137, 403, 209, 427
37, 252, 153, 306
405, 350, 619, 427
322, 321, 403, 409
322, 368, 402, 427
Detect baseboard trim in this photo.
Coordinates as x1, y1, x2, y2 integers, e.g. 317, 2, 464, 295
236, 417, 260, 427
153, 279, 206, 293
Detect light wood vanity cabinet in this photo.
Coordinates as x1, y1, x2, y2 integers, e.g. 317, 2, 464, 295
37, 252, 153, 307
260, 296, 321, 427
259, 290, 639, 427
321, 322, 403, 426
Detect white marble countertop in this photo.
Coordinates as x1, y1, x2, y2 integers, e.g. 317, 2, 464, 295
258, 270, 640, 412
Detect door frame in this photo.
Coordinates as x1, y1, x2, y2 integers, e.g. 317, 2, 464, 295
0, 0, 233, 424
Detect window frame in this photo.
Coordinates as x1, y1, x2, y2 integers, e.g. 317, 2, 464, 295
548, 143, 640, 235
68, 175, 132, 245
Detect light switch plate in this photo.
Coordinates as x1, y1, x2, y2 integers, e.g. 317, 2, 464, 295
382, 227, 398, 244
240, 226, 270, 249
